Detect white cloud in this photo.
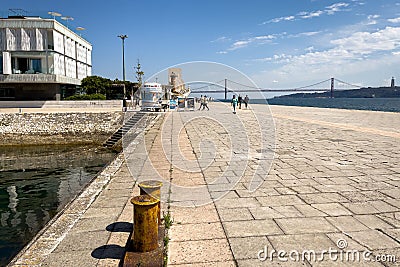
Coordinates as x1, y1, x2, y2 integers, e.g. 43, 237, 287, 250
227, 35, 276, 51
366, 14, 380, 25
262, 15, 295, 24
330, 26, 400, 55
300, 10, 324, 19
388, 17, 400, 23
254, 54, 293, 63
251, 26, 400, 88
229, 40, 251, 50
287, 31, 322, 38
325, 2, 350, 15
211, 36, 231, 43
262, 2, 351, 24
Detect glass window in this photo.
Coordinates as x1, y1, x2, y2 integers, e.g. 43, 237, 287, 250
31, 59, 42, 73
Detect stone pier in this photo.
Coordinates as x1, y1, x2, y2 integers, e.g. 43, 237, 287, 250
8, 103, 400, 266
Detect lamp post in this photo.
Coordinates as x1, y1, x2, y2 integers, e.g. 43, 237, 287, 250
117, 34, 128, 82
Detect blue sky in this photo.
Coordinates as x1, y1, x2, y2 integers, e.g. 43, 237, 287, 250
2, 0, 400, 90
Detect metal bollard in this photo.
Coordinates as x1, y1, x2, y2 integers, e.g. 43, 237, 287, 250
131, 195, 159, 252
138, 180, 163, 225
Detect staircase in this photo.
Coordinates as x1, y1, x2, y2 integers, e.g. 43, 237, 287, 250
103, 111, 147, 147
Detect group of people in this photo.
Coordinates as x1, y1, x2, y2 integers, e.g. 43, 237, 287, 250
197, 95, 210, 111
196, 94, 250, 113
231, 94, 249, 114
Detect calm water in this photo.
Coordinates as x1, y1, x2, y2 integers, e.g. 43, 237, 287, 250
0, 145, 116, 266
264, 98, 400, 112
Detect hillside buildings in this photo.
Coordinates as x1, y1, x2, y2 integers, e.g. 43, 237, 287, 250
0, 16, 92, 100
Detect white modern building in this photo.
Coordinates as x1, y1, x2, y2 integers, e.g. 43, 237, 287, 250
0, 16, 92, 100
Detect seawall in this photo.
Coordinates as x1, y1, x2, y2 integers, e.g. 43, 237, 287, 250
0, 112, 123, 146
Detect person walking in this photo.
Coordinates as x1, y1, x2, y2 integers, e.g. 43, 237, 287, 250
198, 95, 204, 110
202, 95, 210, 110
231, 95, 238, 114
238, 95, 243, 109
244, 95, 249, 109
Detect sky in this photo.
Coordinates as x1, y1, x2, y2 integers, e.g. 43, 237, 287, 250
2, 0, 400, 92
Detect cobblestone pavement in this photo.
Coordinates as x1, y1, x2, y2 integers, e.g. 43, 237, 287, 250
10, 103, 400, 266
165, 103, 400, 266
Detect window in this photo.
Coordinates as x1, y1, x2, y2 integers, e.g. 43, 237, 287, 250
31, 59, 42, 73
11, 57, 42, 74
0, 56, 2, 74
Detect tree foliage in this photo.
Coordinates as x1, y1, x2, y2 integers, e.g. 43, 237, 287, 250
81, 76, 112, 95
80, 76, 139, 99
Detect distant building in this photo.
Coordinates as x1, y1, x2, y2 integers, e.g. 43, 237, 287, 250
391, 77, 395, 88
0, 16, 92, 100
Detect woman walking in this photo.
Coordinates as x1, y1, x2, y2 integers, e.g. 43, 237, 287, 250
231, 95, 238, 114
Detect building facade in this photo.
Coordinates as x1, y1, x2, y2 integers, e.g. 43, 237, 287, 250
0, 16, 92, 100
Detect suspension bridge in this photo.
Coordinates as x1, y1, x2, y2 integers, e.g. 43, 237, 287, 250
191, 78, 364, 99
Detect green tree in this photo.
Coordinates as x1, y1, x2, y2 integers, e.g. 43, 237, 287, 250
81, 76, 112, 95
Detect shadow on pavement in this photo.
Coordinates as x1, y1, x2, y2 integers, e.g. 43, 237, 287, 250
106, 221, 133, 233
91, 244, 125, 259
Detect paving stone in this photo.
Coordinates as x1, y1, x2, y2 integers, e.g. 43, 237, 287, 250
355, 214, 395, 229
298, 193, 349, 204
215, 197, 261, 209
237, 259, 309, 266
169, 261, 236, 266
256, 195, 305, 207
276, 217, 338, 234
272, 206, 304, 218
325, 216, 369, 232
249, 206, 286, 219
342, 202, 381, 215
368, 200, 399, 213
268, 233, 337, 255
311, 203, 353, 216
170, 204, 220, 224
168, 239, 233, 265
295, 205, 327, 217
349, 230, 400, 250
218, 208, 254, 221
229, 236, 271, 260
169, 222, 226, 241
223, 219, 283, 237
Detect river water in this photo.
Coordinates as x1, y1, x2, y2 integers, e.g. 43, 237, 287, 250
265, 97, 400, 112
0, 145, 117, 266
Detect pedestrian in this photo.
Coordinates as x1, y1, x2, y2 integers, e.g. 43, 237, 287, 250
198, 95, 204, 110
122, 97, 127, 112
231, 95, 238, 114
202, 95, 210, 111
238, 95, 242, 109
244, 95, 249, 109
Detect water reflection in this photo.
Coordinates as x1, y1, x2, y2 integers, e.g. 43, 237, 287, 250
0, 145, 116, 266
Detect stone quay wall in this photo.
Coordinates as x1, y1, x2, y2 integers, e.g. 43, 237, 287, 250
0, 112, 123, 145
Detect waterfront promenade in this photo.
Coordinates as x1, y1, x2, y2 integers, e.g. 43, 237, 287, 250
9, 103, 400, 266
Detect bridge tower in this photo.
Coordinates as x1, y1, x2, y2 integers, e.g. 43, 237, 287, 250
330, 78, 334, 98
224, 79, 227, 100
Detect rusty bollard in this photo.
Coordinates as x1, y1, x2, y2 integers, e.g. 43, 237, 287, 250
131, 195, 159, 252
138, 180, 163, 225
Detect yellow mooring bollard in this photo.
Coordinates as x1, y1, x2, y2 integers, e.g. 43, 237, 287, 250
138, 180, 163, 225
131, 195, 159, 252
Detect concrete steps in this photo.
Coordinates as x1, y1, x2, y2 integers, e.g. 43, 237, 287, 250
103, 112, 146, 147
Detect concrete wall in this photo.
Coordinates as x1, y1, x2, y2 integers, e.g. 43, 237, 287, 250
0, 100, 123, 108
0, 111, 123, 145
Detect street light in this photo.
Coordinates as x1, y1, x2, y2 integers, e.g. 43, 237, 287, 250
117, 34, 128, 82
